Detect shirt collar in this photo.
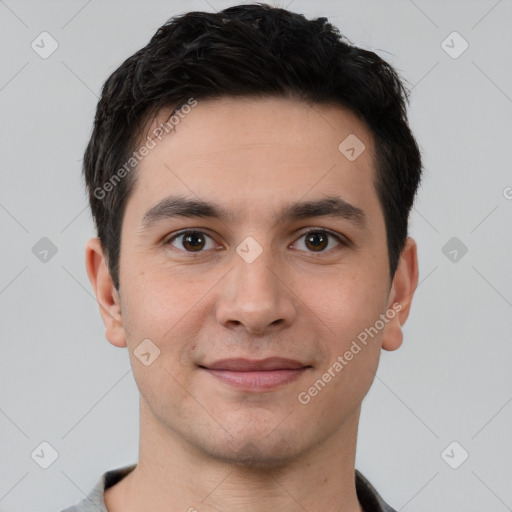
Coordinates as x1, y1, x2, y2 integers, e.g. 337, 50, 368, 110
72, 464, 396, 512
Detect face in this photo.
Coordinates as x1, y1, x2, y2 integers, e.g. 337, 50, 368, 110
87, 96, 417, 467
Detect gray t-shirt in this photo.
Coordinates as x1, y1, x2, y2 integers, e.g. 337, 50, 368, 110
60, 464, 397, 512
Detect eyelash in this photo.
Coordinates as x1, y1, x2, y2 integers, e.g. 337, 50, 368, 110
164, 228, 347, 255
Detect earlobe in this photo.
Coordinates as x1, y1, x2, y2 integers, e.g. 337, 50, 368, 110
85, 237, 127, 348
381, 237, 419, 352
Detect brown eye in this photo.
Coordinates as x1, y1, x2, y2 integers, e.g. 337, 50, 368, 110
167, 231, 215, 252
294, 230, 344, 253
305, 231, 328, 251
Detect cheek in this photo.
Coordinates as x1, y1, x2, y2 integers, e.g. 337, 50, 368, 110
121, 263, 210, 380
314, 268, 389, 345
122, 262, 195, 336
311, 267, 388, 405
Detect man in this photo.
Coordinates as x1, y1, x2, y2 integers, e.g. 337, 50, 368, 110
62, 3, 421, 511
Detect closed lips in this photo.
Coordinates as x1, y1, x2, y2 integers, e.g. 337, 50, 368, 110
200, 357, 311, 371
199, 357, 312, 391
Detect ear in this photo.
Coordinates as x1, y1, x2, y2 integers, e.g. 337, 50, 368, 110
381, 236, 419, 352
85, 237, 127, 348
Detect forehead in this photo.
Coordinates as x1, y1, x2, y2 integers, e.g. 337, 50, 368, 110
127, 96, 382, 231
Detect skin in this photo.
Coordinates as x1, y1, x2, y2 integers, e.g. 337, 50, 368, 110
86, 96, 418, 512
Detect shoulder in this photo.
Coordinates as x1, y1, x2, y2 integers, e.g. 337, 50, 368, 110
58, 464, 136, 512
355, 470, 397, 512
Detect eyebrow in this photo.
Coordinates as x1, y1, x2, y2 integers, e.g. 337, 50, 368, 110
140, 195, 367, 231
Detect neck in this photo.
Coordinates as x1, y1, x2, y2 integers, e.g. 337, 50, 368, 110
105, 398, 364, 512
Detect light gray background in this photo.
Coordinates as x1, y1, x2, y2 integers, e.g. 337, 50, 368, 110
1, 0, 511, 510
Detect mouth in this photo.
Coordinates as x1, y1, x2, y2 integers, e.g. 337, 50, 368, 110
199, 357, 312, 391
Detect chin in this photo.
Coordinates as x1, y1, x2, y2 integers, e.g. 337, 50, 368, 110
205, 437, 300, 470
183, 415, 303, 469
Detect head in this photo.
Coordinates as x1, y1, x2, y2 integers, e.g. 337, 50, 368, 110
85, 3, 421, 467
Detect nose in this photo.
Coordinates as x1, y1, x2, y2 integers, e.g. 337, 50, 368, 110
214, 243, 297, 337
